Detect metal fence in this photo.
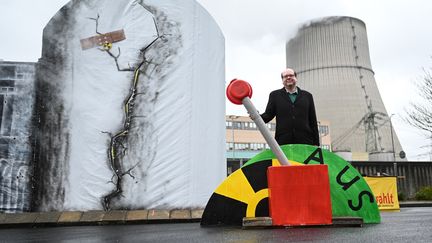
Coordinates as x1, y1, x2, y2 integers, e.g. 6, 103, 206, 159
351, 161, 432, 199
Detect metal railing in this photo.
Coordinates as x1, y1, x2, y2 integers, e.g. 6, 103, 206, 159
351, 161, 432, 199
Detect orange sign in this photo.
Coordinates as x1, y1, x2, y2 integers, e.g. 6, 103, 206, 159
80, 29, 126, 50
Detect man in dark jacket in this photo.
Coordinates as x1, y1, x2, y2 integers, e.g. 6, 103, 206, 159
261, 68, 320, 146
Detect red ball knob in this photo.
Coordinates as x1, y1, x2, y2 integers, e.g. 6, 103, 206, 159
226, 79, 253, 105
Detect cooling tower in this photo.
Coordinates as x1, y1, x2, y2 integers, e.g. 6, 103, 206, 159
286, 16, 404, 160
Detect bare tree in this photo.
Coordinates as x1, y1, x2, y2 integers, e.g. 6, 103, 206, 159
405, 68, 432, 134
404, 67, 432, 160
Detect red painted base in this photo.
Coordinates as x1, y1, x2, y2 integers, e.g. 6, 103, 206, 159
267, 165, 332, 226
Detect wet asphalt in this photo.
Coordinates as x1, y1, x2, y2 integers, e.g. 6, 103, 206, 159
1, 207, 431, 242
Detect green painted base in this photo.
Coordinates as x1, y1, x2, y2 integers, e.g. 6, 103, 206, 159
201, 144, 381, 226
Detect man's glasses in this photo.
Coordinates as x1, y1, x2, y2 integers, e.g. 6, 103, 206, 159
283, 74, 295, 78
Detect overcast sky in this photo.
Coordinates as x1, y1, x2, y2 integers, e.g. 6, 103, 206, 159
1, 0, 432, 160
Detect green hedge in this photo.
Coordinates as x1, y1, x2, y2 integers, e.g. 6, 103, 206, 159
415, 187, 432, 200
398, 192, 406, 201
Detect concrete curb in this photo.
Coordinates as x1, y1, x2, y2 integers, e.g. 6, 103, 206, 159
0, 209, 203, 228
399, 201, 432, 207
1, 203, 431, 228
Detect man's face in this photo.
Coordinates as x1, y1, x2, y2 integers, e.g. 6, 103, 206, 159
282, 69, 297, 89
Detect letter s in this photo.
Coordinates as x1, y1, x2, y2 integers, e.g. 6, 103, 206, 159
348, 190, 374, 211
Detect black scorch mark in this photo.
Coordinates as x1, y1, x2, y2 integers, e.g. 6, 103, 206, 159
88, 10, 164, 210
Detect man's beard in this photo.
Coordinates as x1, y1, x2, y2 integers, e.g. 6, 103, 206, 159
286, 82, 296, 88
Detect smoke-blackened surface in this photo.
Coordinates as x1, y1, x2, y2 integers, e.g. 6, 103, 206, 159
32, 0, 225, 211
32, 1, 80, 211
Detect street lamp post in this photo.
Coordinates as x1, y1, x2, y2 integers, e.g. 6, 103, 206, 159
389, 114, 397, 176
389, 114, 396, 161
228, 115, 239, 162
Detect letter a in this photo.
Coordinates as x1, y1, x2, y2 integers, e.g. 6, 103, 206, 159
304, 148, 324, 165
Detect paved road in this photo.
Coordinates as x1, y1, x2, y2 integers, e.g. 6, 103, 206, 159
2, 207, 432, 242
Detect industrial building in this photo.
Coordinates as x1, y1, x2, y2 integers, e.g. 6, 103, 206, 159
0, 60, 36, 212
286, 16, 405, 161
225, 115, 332, 175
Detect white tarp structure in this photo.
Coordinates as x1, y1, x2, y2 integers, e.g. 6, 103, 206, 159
34, 0, 225, 211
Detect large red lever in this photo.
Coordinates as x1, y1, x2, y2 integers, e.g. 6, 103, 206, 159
226, 79, 253, 104
226, 79, 290, 165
